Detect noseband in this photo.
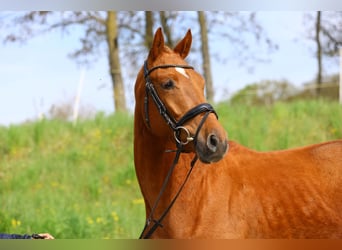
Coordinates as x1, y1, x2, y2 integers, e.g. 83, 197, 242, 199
143, 60, 218, 146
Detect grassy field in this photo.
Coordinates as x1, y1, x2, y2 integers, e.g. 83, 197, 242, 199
0, 100, 341, 239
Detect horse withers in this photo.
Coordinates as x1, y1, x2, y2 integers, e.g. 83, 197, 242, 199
134, 27, 342, 238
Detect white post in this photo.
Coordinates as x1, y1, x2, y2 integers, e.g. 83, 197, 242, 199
340, 48, 342, 105
73, 69, 86, 125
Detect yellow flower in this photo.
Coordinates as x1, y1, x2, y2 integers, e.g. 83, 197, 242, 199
86, 216, 94, 225
132, 198, 144, 205
50, 181, 59, 188
11, 219, 21, 228
96, 217, 104, 224
111, 211, 119, 222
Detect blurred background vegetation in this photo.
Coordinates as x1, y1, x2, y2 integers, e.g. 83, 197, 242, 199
0, 99, 341, 238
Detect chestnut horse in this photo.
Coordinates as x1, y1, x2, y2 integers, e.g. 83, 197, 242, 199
134, 28, 342, 238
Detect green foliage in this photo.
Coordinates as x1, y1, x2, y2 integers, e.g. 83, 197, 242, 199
232, 74, 340, 105
230, 80, 297, 106
288, 75, 339, 101
0, 100, 341, 238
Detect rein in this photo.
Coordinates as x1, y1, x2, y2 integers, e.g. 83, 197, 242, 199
139, 61, 218, 239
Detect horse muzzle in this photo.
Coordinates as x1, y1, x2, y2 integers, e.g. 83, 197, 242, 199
195, 131, 229, 164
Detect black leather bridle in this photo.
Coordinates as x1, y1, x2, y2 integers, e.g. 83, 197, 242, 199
139, 60, 219, 239
143, 60, 218, 147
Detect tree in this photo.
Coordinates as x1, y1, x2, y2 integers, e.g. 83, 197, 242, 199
138, 11, 277, 103
198, 11, 214, 103
144, 11, 154, 49
315, 11, 323, 96
1, 11, 277, 111
159, 11, 175, 48
106, 11, 126, 112
319, 11, 342, 56
141, 11, 176, 50
204, 12, 277, 67
305, 11, 342, 96
1, 11, 127, 112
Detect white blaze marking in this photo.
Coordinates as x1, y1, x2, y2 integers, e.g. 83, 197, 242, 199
175, 67, 189, 78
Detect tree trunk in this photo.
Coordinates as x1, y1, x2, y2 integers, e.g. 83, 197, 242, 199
315, 11, 322, 97
159, 11, 174, 48
198, 11, 214, 103
106, 11, 127, 112
145, 11, 154, 49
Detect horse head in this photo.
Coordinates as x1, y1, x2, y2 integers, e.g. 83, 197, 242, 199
135, 28, 228, 163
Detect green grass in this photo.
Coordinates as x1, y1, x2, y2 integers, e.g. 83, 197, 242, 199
217, 99, 342, 150
0, 100, 341, 238
0, 113, 142, 239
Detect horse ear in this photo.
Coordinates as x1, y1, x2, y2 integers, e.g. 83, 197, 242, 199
174, 29, 192, 59
148, 27, 165, 62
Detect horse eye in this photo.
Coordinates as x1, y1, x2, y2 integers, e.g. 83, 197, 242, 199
161, 80, 175, 90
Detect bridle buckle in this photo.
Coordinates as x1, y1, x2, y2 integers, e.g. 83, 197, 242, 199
174, 126, 194, 145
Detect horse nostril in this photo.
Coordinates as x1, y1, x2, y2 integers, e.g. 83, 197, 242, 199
207, 134, 218, 153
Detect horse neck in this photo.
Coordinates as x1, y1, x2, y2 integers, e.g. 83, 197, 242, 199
134, 113, 172, 179
134, 112, 191, 206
